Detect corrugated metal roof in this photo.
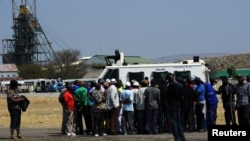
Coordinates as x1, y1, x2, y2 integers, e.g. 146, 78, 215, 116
0, 64, 18, 72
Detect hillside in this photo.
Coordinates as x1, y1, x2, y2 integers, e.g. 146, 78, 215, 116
154, 53, 250, 71
203, 53, 250, 71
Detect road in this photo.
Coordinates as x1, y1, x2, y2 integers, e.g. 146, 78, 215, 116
0, 93, 207, 140
0, 128, 207, 141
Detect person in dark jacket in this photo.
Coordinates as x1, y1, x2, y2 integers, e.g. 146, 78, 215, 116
182, 79, 196, 132
166, 74, 186, 141
234, 75, 250, 125
217, 76, 237, 125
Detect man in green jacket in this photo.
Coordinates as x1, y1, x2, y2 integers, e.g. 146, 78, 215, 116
74, 81, 91, 134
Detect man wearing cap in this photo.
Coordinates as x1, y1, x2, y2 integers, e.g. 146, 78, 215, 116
120, 82, 135, 135
131, 81, 140, 131
104, 78, 120, 135
235, 75, 250, 125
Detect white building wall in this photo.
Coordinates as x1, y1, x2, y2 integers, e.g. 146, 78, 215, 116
0, 72, 19, 78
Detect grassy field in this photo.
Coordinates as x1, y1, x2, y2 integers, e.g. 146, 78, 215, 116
0, 94, 62, 128
0, 94, 227, 129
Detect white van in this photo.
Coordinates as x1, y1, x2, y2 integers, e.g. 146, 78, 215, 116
98, 56, 210, 84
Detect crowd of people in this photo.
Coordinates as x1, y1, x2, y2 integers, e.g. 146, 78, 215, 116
4, 74, 250, 140
57, 74, 250, 140
5, 74, 250, 140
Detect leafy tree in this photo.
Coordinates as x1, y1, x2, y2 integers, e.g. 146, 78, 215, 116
227, 66, 237, 78
18, 64, 46, 79
18, 49, 89, 79
50, 49, 86, 79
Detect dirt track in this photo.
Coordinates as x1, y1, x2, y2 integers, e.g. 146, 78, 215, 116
0, 128, 207, 141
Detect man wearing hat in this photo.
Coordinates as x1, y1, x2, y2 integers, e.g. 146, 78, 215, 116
120, 82, 135, 135
105, 78, 120, 135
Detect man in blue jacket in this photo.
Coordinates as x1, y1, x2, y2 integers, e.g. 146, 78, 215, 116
204, 82, 218, 127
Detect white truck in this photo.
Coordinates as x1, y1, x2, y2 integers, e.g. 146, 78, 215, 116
99, 54, 210, 84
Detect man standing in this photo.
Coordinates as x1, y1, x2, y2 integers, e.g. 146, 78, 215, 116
182, 79, 196, 132
235, 75, 250, 125
120, 82, 135, 135
134, 80, 148, 134
218, 76, 237, 125
104, 79, 120, 135
204, 82, 218, 127
74, 81, 89, 134
144, 79, 161, 134
194, 77, 206, 132
63, 83, 76, 136
166, 74, 186, 141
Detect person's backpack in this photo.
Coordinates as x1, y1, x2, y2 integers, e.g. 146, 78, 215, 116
58, 88, 67, 104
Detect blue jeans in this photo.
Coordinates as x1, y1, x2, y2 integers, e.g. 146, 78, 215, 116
169, 108, 186, 141
8, 108, 21, 130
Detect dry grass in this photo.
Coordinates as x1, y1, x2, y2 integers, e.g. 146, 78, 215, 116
0, 95, 62, 128
0, 94, 227, 129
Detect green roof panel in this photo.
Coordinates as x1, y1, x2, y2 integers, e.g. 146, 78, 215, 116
214, 68, 250, 78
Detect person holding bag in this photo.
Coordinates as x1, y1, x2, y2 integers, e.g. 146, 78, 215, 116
6, 79, 25, 139
91, 83, 107, 137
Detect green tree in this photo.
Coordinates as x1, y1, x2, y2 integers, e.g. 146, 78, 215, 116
18, 64, 46, 79
50, 49, 86, 79
18, 49, 88, 79
227, 66, 237, 78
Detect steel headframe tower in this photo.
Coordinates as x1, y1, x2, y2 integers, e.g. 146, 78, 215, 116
2, 0, 56, 66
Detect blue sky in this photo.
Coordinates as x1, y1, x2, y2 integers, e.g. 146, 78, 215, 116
1, 0, 250, 60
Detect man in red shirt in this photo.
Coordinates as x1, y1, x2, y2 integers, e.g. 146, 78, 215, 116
63, 83, 76, 137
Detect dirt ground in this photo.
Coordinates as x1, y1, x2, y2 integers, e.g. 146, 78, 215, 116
0, 93, 209, 141
0, 128, 207, 141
